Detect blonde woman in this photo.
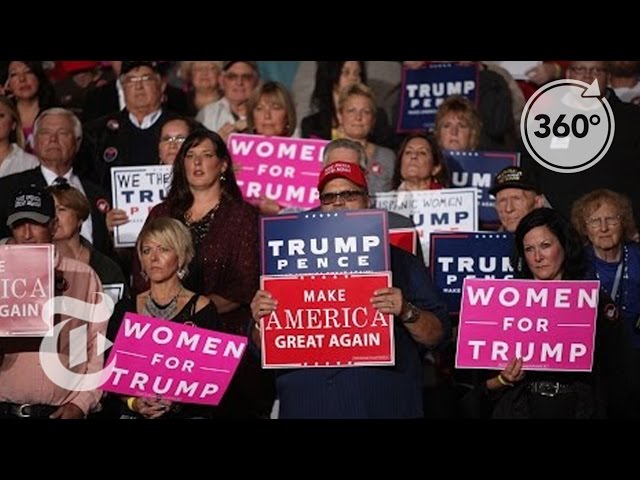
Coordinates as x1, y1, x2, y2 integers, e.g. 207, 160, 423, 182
122, 217, 219, 419
179, 61, 224, 117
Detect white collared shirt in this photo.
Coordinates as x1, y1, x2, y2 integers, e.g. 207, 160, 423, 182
128, 109, 162, 130
0, 144, 40, 178
40, 166, 93, 244
116, 78, 126, 111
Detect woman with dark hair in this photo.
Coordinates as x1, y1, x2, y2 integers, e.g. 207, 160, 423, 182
133, 129, 248, 315
392, 132, 449, 191
132, 129, 274, 418
514, 207, 586, 280
301, 61, 393, 148
488, 207, 632, 418
3, 61, 56, 152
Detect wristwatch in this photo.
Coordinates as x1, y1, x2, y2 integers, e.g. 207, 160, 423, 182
400, 302, 420, 324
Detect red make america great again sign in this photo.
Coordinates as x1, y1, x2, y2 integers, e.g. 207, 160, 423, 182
260, 273, 394, 368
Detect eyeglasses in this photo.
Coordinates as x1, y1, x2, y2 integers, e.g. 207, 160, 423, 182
319, 190, 367, 205
586, 215, 621, 229
570, 66, 608, 76
160, 135, 187, 145
225, 72, 256, 83
122, 74, 156, 86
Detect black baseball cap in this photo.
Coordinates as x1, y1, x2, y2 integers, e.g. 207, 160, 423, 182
222, 61, 259, 73
7, 186, 55, 228
489, 166, 540, 196
121, 61, 162, 76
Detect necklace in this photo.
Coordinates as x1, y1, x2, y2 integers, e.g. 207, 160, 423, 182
143, 286, 183, 320
184, 202, 220, 248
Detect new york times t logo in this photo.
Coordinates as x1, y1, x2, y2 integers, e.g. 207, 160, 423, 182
39, 293, 116, 391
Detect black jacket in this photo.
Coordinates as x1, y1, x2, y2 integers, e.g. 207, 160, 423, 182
0, 167, 113, 256
301, 107, 395, 149
77, 109, 179, 193
82, 79, 188, 123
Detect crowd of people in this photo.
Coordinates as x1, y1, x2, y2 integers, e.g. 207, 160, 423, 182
0, 60, 638, 419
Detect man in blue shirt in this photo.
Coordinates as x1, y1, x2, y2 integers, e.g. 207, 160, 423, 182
250, 161, 449, 418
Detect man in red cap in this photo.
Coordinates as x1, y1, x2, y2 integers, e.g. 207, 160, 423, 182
249, 160, 450, 418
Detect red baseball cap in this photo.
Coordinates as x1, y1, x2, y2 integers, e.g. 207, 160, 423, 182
318, 162, 368, 192
60, 61, 100, 74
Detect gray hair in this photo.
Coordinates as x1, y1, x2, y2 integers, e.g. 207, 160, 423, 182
321, 138, 367, 170
33, 107, 83, 145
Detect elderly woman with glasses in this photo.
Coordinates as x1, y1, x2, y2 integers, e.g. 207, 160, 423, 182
571, 189, 640, 417
571, 190, 640, 340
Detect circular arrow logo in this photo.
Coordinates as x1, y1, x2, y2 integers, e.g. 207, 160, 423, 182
520, 79, 615, 173
39, 293, 116, 392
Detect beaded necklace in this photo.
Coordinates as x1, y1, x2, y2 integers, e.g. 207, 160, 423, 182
184, 203, 220, 248
142, 286, 183, 320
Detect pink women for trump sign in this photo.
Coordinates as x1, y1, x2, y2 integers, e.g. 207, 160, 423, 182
101, 313, 247, 406
456, 278, 599, 371
228, 133, 328, 210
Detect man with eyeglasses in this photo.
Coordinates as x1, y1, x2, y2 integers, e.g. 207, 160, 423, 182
83, 61, 188, 123
521, 60, 640, 230
77, 61, 183, 195
197, 61, 260, 142
249, 161, 450, 418
322, 138, 425, 261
